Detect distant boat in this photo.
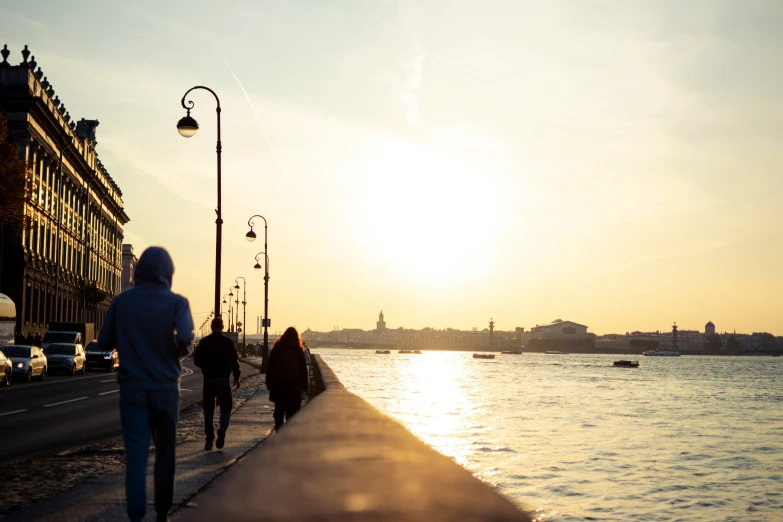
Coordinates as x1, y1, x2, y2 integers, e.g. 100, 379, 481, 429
473, 353, 495, 359
613, 360, 640, 368
399, 350, 422, 354
545, 351, 569, 355
643, 350, 681, 357
375, 350, 391, 354
501, 351, 522, 355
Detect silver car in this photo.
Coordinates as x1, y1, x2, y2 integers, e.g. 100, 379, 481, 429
0, 350, 12, 386
0, 345, 47, 381
44, 343, 87, 375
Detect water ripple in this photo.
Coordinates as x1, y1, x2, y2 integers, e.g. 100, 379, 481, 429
321, 350, 783, 521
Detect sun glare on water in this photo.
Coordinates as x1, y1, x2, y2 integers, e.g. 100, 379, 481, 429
395, 352, 474, 466
358, 143, 501, 287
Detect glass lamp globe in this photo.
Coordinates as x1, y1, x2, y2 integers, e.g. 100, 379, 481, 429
176, 114, 199, 138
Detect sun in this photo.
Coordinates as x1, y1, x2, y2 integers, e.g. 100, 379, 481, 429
357, 142, 501, 286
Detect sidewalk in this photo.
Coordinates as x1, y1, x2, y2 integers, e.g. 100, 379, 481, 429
3, 382, 275, 522
175, 355, 529, 522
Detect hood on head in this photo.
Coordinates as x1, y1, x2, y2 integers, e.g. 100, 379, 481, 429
134, 247, 175, 288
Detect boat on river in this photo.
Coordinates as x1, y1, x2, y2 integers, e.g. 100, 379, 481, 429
399, 350, 422, 354
613, 360, 640, 368
375, 350, 391, 354
473, 353, 496, 359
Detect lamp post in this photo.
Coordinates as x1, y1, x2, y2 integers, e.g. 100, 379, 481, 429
227, 287, 235, 332
253, 251, 269, 369
235, 277, 247, 355
234, 294, 239, 337
246, 215, 268, 358
221, 294, 229, 320
177, 86, 223, 321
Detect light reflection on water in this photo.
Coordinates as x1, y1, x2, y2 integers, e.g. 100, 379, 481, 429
320, 349, 783, 521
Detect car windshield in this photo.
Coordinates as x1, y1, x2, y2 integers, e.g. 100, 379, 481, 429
45, 344, 77, 356
43, 332, 77, 343
1, 346, 31, 358
86, 342, 101, 353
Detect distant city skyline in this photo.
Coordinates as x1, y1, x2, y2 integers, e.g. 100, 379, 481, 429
304, 311, 775, 338
2, 1, 781, 336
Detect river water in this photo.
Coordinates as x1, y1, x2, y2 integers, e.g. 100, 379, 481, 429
318, 349, 783, 521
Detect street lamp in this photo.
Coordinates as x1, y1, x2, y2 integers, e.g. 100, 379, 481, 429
234, 293, 239, 337
253, 251, 270, 373
235, 277, 247, 354
221, 293, 229, 317
177, 86, 223, 320
227, 287, 235, 332
247, 214, 269, 358
245, 215, 266, 244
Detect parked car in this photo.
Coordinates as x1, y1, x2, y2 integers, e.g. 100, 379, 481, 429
0, 345, 47, 381
85, 340, 119, 372
43, 343, 86, 375
0, 350, 12, 386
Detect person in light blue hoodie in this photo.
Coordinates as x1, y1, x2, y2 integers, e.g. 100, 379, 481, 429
99, 246, 194, 522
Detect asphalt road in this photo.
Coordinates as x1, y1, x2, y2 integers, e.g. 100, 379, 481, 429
0, 358, 258, 463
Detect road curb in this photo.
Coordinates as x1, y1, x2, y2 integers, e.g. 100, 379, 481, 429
239, 357, 263, 370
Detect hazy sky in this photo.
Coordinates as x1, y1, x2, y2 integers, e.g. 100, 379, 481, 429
2, 0, 782, 335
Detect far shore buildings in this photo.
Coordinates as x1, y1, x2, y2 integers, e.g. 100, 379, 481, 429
596, 321, 781, 355
302, 315, 781, 354
0, 45, 129, 334
302, 312, 524, 350
302, 313, 598, 351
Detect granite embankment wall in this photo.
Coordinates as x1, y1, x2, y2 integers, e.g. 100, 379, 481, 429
189, 355, 531, 521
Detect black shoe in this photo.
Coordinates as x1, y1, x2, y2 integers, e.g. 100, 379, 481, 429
156, 513, 170, 522
204, 439, 213, 450
216, 429, 225, 449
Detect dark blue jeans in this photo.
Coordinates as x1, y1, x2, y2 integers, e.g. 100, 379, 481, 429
120, 388, 180, 522
203, 377, 233, 441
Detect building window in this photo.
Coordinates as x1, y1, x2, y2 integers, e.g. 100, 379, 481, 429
25, 282, 32, 326
47, 289, 53, 326
33, 218, 39, 255
33, 284, 40, 327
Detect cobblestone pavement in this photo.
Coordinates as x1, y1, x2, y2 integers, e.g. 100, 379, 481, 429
0, 372, 266, 517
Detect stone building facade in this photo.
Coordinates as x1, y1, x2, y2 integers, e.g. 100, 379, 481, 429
121, 244, 137, 292
0, 45, 129, 335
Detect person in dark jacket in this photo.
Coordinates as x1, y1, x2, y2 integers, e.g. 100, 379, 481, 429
24, 332, 34, 345
193, 317, 240, 450
265, 326, 308, 430
33, 332, 42, 347
98, 246, 194, 522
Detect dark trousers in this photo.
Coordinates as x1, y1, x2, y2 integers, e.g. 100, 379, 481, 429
119, 388, 179, 522
273, 391, 302, 429
203, 377, 233, 441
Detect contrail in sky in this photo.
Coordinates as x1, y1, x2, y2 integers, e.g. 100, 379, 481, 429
220, 55, 284, 173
